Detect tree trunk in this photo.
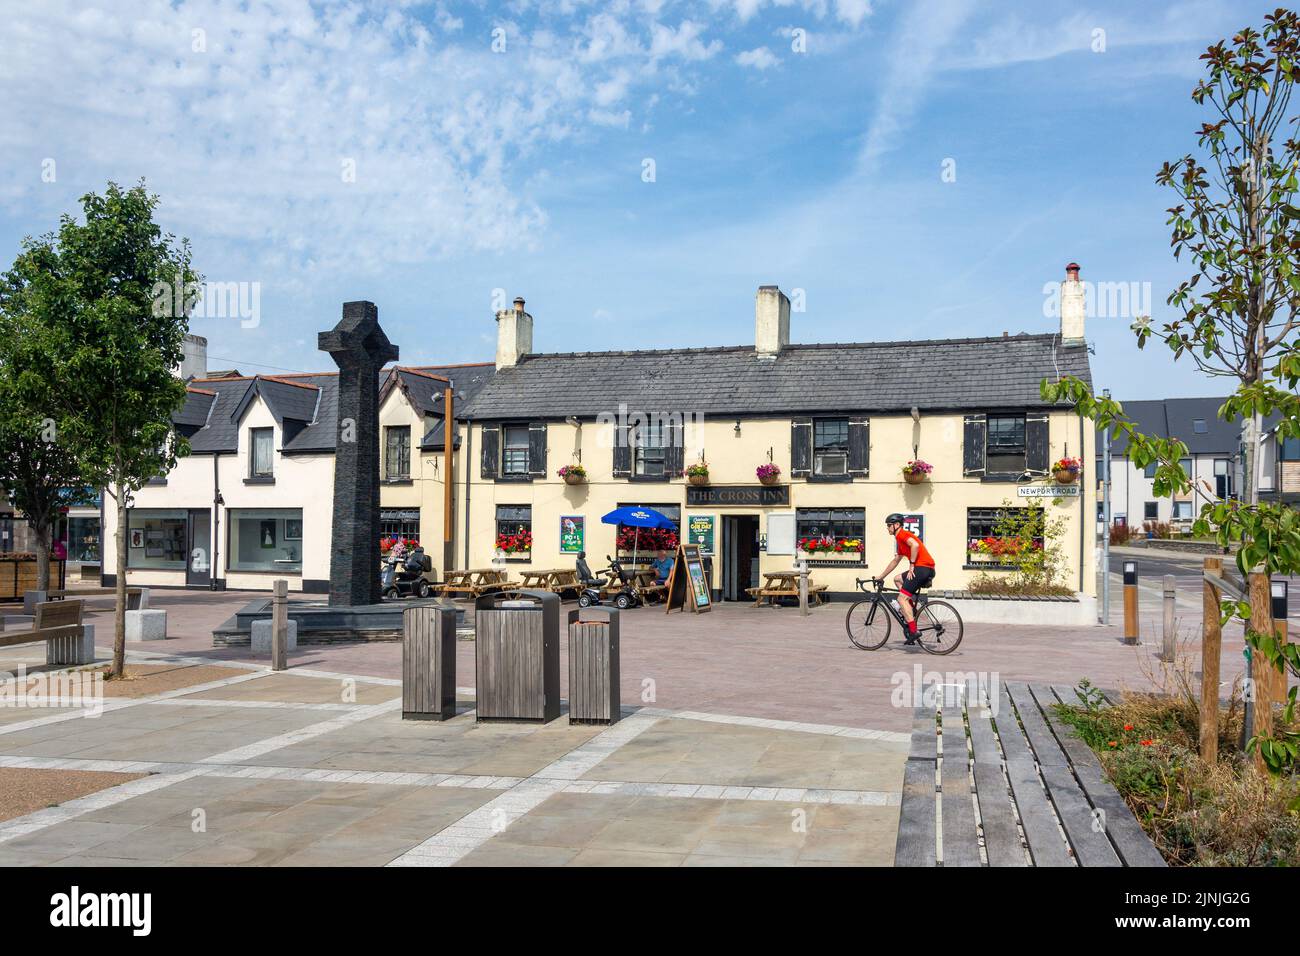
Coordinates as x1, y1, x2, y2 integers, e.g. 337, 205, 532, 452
32, 519, 51, 592
1242, 413, 1260, 506
113, 481, 127, 679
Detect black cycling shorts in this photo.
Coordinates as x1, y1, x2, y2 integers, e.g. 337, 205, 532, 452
900, 566, 935, 595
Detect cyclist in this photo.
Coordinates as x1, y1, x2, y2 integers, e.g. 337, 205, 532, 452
879, 514, 936, 643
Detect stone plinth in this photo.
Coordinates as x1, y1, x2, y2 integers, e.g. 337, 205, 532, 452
251, 619, 298, 653
126, 609, 167, 642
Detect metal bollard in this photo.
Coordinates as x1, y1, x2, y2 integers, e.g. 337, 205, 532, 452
1123, 560, 1139, 645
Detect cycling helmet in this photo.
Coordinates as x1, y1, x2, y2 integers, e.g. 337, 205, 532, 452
885, 513, 904, 526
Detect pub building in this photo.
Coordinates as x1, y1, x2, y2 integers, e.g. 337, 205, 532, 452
458, 269, 1097, 604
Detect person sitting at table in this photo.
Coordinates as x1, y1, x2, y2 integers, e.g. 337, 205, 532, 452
651, 549, 674, 584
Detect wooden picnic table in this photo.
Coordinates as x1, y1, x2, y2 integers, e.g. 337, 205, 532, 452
436, 568, 513, 599
518, 568, 583, 597
747, 570, 828, 607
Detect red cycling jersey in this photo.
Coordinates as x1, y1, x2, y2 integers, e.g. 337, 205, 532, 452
895, 529, 935, 568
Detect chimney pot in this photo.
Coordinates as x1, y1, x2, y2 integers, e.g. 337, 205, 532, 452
513, 296, 525, 313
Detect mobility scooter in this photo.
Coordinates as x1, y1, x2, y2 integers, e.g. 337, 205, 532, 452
575, 552, 641, 609
382, 545, 432, 600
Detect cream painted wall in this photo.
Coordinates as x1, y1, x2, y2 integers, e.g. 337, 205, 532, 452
463, 411, 1097, 596
378, 385, 453, 574
103, 395, 335, 591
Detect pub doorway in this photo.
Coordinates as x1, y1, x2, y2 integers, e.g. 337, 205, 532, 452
721, 514, 760, 601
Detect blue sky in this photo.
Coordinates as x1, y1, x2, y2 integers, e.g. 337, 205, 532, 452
0, 0, 1267, 399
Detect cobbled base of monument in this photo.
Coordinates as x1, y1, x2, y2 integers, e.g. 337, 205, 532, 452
212, 598, 469, 646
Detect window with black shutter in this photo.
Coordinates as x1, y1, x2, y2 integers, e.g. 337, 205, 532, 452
612, 421, 631, 478
480, 424, 500, 479
791, 419, 812, 477
812, 418, 849, 478
847, 418, 869, 477
962, 414, 986, 477
502, 424, 530, 476
528, 422, 547, 477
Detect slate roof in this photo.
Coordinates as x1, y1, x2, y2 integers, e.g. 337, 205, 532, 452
177, 361, 493, 454
380, 363, 496, 449
1105, 396, 1245, 456
459, 334, 1091, 420
177, 373, 337, 454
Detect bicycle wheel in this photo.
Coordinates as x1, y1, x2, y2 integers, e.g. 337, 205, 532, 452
915, 600, 963, 655
846, 599, 891, 650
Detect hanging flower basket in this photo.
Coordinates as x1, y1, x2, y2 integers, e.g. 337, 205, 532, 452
902, 460, 932, 484
1052, 457, 1081, 485
557, 463, 587, 485
756, 463, 781, 485
686, 462, 709, 486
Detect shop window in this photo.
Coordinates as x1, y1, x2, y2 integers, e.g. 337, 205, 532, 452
796, 508, 865, 555
228, 508, 303, 572
250, 428, 274, 478
813, 418, 849, 476
496, 505, 532, 556
127, 509, 189, 570
385, 426, 411, 480
67, 515, 102, 563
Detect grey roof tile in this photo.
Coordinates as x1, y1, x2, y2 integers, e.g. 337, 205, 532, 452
460, 334, 1091, 420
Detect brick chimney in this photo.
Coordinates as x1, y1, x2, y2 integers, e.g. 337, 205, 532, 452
755, 285, 790, 358
495, 296, 533, 369
1060, 263, 1085, 343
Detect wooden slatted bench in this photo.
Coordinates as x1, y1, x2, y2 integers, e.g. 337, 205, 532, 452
895, 680, 1166, 867
0, 600, 93, 666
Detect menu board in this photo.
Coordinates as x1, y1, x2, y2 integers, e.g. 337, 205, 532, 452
664, 543, 712, 614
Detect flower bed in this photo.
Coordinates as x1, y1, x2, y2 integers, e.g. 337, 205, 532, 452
1053, 682, 1300, 866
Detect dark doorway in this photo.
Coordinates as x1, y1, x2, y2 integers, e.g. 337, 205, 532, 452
186, 508, 211, 587
722, 514, 760, 601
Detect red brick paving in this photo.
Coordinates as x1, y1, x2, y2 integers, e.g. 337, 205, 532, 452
49, 589, 1249, 734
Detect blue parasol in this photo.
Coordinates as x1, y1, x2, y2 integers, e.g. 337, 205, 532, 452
601, 506, 675, 570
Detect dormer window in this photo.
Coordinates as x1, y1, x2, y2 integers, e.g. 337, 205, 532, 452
250, 427, 274, 478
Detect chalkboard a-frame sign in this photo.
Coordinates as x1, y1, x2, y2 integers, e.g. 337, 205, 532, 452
664, 543, 712, 614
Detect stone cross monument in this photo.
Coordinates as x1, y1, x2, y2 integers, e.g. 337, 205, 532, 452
319, 301, 398, 607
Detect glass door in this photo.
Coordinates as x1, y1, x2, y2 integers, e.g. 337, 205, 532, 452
187, 509, 212, 587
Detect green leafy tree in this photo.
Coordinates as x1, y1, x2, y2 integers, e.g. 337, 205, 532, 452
2, 182, 199, 677
1045, 11, 1300, 772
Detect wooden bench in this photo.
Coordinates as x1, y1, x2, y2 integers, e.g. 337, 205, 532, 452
896, 680, 1166, 867
0, 600, 93, 666
42, 587, 146, 609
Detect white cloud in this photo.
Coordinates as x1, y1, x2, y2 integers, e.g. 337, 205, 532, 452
735, 46, 780, 70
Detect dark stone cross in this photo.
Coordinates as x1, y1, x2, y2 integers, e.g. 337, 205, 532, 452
319, 301, 399, 607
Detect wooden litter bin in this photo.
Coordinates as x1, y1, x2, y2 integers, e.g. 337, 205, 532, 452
402, 603, 458, 720
567, 607, 620, 725
474, 589, 560, 723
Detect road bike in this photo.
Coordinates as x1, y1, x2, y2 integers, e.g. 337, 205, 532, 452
845, 576, 963, 655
